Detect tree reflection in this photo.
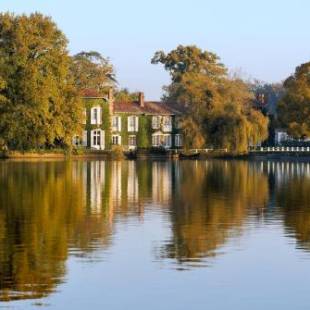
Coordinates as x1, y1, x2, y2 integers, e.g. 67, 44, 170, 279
0, 161, 113, 301
274, 162, 310, 251
2, 159, 310, 300
159, 161, 269, 266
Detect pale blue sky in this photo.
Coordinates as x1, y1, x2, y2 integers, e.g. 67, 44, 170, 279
1, 0, 310, 99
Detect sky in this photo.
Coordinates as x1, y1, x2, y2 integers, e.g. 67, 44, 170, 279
0, 0, 310, 100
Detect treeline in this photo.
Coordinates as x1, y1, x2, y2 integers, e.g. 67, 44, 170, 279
0, 12, 307, 152
0, 13, 118, 151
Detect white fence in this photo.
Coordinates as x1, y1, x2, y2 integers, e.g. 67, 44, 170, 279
251, 146, 310, 153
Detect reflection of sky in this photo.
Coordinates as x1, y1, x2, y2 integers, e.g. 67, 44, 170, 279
2, 0, 310, 99
3, 160, 310, 309
11, 216, 310, 310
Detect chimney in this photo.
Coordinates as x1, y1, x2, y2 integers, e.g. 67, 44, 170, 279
139, 92, 144, 108
108, 88, 114, 115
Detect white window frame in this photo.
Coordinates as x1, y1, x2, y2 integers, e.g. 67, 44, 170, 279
82, 109, 87, 125
163, 134, 172, 148
128, 116, 139, 132
162, 116, 172, 132
112, 116, 121, 132
72, 135, 82, 147
112, 134, 122, 145
152, 116, 161, 129
152, 133, 161, 147
128, 135, 137, 149
90, 106, 102, 125
91, 129, 104, 149
175, 134, 183, 147
82, 130, 88, 147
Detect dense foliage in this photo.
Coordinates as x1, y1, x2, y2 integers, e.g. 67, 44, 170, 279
114, 88, 139, 102
152, 45, 269, 153
71, 51, 115, 94
0, 13, 82, 150
277, 62, 310, 139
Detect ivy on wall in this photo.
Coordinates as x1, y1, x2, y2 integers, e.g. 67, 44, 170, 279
83, 98, 111, 150
83, 102, 182, 150
137, 116, 152, 148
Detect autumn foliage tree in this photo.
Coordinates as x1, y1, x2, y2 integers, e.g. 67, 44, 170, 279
277, 62, 310, 139
152, 45, 269, 153
0, 13, 82, 150
71, 51, 116, 94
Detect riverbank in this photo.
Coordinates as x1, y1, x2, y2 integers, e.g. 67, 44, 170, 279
3, 149, 310, 161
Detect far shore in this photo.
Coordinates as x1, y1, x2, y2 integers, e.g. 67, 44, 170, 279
3, 149, 310, 162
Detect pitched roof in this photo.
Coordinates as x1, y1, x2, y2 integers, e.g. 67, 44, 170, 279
114, 101, 182, 115
80, 88, 102, 97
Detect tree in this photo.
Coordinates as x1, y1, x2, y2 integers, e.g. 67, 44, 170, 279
114, 88, 139, 102
152, 45, 269, 153
0, 13, 82, 150
277, 62, 310, 139
250, 81, 284, 145
71, 51, 116, 94
151, 45, 226, 83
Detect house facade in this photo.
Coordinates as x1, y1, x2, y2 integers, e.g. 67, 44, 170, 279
73, 90, 183, 150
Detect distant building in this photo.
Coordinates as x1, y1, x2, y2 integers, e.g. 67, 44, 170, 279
72, 89, 183, 150
275, 129, 290, 145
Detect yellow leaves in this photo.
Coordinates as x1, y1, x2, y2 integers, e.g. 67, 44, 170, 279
0, 13, 81, 150
278, 62, 310, 139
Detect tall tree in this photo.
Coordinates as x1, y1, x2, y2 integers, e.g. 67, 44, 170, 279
0, 13, 82, 150
71, 51, 115, 94
152, 45, 269, 152
277, 62, 310, 138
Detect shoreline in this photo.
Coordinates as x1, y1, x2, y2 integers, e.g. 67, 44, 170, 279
3, 150, 310, 162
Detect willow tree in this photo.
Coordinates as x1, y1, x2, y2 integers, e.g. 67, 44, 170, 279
152, 45, 268, 153
0, 13, 82, 150
277, 62, 310, 139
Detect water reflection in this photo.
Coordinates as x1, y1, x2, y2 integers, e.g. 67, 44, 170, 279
1, 160, 310, 301
159, 161, 269, 267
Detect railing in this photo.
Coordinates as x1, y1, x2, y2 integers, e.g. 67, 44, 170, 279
250, 146, 310, 153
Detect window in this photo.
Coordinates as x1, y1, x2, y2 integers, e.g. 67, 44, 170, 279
152, 134, 172, 148
163, 116, 172, 132
128, 135, 137, 147
163, 134, 171, 148
91, 106, 102, 124
82, 109, 87, 124
175, 134, 183, 147
152, 134, 161, 147
152, 116, 161, 129
91, 129, 104, 149
73, 135, 82, 146
128, 116, 139, 132
112, 116, 121, 132
112, 135, 122, 145
93, 130, 101, 146
82, 131, 88, 147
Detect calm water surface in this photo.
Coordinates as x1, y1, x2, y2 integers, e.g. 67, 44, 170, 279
0, 160, 310, 309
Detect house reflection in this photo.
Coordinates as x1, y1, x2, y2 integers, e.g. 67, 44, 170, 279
2, 159, 310, 301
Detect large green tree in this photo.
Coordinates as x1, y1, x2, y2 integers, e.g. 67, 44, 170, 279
152, 45, 269, 152
71, 51, 116, 94
277, 62, 310, 138
0, 13, 82, 150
